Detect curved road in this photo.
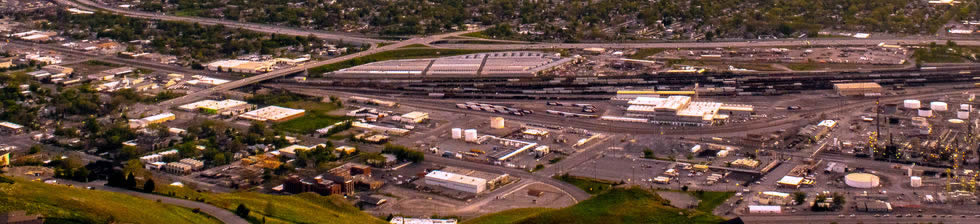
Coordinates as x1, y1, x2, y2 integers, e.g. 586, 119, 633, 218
62, 180, 248, 224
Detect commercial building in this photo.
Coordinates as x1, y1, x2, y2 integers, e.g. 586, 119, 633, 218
0, 121, 24, 135
833, 83, 883, 96
332, 51, 575, 78
239, 106, 305, 122
179, 99, 254, 115
623, 96, 753, 126
424, 170, 487, 194
139, 154, 162, 164
276, 145, 312, 158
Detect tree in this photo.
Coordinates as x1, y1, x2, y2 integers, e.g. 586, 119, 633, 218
125, 172, 137, 189
108, 171, 125, 187
793, 192, 807, 205
143, 179, 156, 193
643, 149, 654, 159
235, 204, 250, 218
29, 144, 41, 154
681, 185, 689, 191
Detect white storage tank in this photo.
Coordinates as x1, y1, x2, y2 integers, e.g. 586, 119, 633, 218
958, 110, 970, 119
490, 117, 505, 129
961, 104, 972, 111
903, 100, 920, 109
451, 128, 462, 139
918, 108, 933, 117
931, 102, 948, 111
910, 176, 922, 188
464, 129, 478, 142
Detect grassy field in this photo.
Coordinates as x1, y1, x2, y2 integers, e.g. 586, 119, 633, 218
689, 191, 735, 213
554, 174, 619, 195
272, 101, 349, 134
501, 188, 723, 224
461, 31, 491, 39
628, 48, 666, 60
156, 185, 386, 224
0, 176, 221, 224
308, 47, 494, 75
463, 208, 555, 224
913, 46, 979, 63
784, 63, 825, 71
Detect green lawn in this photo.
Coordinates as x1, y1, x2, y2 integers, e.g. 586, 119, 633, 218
0, 176, 221, 224
689, 191, 735, 213
308, 48, 495, 75
461, 31, 491, 39
554, 174, 619, 195
913, 45, 979, 63
463, 208, 555, 224
628, 48, 665, 60
156, 185, 386, 224
272, 101, 349, 134
785, 63, 824, 71
508, 188, 724, 224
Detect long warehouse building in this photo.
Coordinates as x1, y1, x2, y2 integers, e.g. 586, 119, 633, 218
331, 51, 576, 78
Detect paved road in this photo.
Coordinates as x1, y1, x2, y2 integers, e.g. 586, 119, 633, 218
5, 40, 210, 76
57, 0, 387, 45
741, 214, 980, 224
435, 39, 980, 50
62, 180, 248, 224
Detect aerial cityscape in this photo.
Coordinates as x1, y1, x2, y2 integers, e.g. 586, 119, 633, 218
0, 0, 978, 224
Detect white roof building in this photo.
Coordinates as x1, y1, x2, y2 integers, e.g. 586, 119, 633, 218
424, 170, 488, 194
239, 106, 306, 122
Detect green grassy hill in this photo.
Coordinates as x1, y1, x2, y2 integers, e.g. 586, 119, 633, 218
464, 208, 555, 224
465, 188, 724, 224
0, 176, 221, 224
156, 185, 387, 224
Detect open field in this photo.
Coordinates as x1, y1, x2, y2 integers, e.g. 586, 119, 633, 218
155, 185, 386, 224
272, 101, 348, 134
628, 48, 665, 60
554, 174, 620, 195
0, 176, 221, 224
486, 188, 724, 224
463, 208, 555, 224
689, 191, 735, 213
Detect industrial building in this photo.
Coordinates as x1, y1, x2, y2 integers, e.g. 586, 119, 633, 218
777, 176, 804, 188
332, 51, 576, 78
756, 191, 793, 205
747, 205, 782, 214
440, 166, 510, 190
352, 122, 410, 136
164, 162, 193, 175
239, 106, 306, 122
424, 170, 488, 194
623, 96, 753, 125
833, 82, 883, 96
